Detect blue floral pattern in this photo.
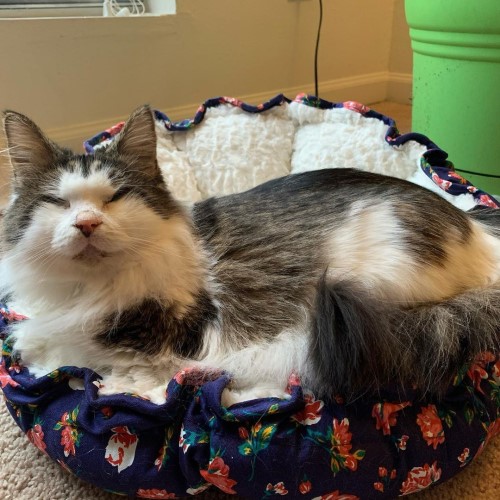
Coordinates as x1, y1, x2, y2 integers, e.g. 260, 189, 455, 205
1, 307, 499, 498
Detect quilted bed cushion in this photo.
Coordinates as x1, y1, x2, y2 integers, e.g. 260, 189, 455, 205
1, 94, 499, 499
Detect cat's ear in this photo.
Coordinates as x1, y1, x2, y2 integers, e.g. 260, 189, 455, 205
114, 105, 159, 177
3, 110, 61, 178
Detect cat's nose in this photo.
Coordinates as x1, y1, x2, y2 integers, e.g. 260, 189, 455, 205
74, 211, 102, 238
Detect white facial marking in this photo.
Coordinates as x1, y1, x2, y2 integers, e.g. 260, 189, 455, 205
58, 162, 115, 205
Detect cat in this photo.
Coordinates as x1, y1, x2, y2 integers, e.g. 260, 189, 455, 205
1, 105, 499, 406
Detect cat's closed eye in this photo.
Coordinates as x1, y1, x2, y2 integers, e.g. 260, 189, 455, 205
108, 187, 132, 204
40, 195, 70, 209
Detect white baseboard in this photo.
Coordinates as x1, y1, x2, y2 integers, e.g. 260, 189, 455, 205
46, 71, 413, 151
319, 71, 389, 104
386, 72, 413, 105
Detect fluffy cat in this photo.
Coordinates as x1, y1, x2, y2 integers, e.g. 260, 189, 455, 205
1, 106, 499, 405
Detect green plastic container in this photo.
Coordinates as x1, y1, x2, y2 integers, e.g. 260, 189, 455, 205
405, 0, 500, 193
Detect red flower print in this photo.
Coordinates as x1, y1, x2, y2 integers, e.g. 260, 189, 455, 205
400, 461, 442, 495
174, 368, 193, 384
292, 390, 324, 425
173, 367, 219, 386
155, 436, 170, 472
287, 372, 301, 391
266, 482, 288, 496
305, 418, 365, 475
479, 194, 499, 208
109, 426, 137, 447
26, 423, 47, 455
467, 186, 479, 193
0, 359, 19, 388
274, 482, 287, 495
54, 407, 81, 457
105, 122, 125, 136
458, 447, 470, 467
330, 418, 365, 472
416, 405, 445, 449
136, 489, 177, 499
105, 426, 138, 473
299, 480, 312, 495
199, 456, 237, 495
448, 171, 467, 184
493, 359, 500, 378
374, 465, 397, 492
343, 101, 370, 114
467, 352, 496, 394
238, 426, 249, 440
222, 96, 243, 108
431, 173, 452, 191
333, 418, 353, 457
59, 412, 71, 426
343, 455, 358, 471
313, 491, 359, 500
60, 425, 77, 457
179, 425, 190, 453
397, 435, 409, 451
0, 307, 28, 322
9, 361, 22, 374
101, 406, 114, 419
372, 401, 411, 435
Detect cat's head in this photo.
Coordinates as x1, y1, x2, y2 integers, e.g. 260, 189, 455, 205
1, 106, 184, 279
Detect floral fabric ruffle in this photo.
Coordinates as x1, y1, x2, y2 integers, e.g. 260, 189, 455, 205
85, 94, 499, 209
1, 309, 499, 499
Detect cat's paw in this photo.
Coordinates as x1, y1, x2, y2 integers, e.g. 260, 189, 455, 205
11, 337, 53, 376
98, 383, 167, 405
98, 373, 168, 405
141, 385, 168, 405
221, 386, 291, 408
25, 364, 55, 378
98, 378, 133, 398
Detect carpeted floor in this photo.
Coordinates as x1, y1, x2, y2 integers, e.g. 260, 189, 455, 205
0, 393, 498, 499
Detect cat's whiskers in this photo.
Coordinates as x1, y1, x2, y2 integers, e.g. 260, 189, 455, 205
125, 236, 188, 260
2, 235, 54, 264
23, 245, 61, 271
119, 244, 177, 266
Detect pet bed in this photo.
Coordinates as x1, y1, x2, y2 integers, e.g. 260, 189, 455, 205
1, 94, 499, 499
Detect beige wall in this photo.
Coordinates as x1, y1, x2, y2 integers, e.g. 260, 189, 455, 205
388, 0, 413, 103
0, 0, 412, 161
390, 0, 412, 74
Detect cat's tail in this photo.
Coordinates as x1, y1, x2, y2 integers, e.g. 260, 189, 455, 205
309, 277, 500, 400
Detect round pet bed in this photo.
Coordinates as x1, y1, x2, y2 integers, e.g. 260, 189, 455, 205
1, 94, 499, 499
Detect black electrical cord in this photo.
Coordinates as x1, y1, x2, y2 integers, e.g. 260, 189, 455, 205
314, 0, 323, 97
456, 169, 500, 179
